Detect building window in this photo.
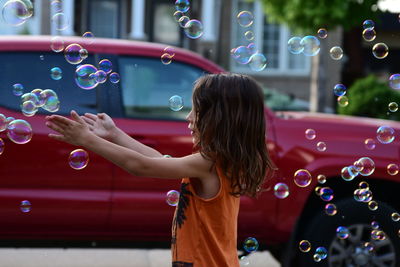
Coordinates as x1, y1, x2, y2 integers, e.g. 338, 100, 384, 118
88, 0, 120, 38
231, 0, 310, 75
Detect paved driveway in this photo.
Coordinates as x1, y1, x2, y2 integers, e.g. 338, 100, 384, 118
0, 248, 280, 267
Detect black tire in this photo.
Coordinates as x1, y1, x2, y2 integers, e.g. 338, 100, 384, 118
295, 198, 400, 267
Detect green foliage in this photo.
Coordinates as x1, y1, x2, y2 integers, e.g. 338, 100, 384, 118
260, 0, 379, 33
338, 75, 400, 121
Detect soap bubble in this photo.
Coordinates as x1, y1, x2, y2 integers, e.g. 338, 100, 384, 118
341, 166, 357, 181
166, 190, 180, 206
64, 43, 84, 64
391, 212, 400, 222
94, 70, 107, 83
337, 96, 349, 107
317, 174, 326, 184
320, 187, 334, 201
299, 240, 311, 252
363, 19, 375, 30
43, 95, 60, 113
184, 19, 204, 39
336, 226, 349, 239
376, 126, 395, 144
232, 45, 251, 64
315, 247, 328, 260
364, 138, 376, 150
178, 16, 189, 27
243, 237, 259, 253
109, 72, 120, 83
368, 200, 378, 211
237, 11, 253, 27
389, 102, 398, 112
161, 53, 173, 65
99, 59, 112, 74
75, 64, 98, 90
248, 53, 267, 71
300, 36, 320, 56
50, 67, 62, 80
239, 256, 250, 266
333, 84, 346, 96
0, 137, 4, 155
68, 149, 89, 170
12, 83, 24, 96
389, 74, 400, 90
21, 100, 38, 116
317, 28, 327, 39
247, 43, 257, 54
387, 163, 399, 175
362, 29, 376, 42
305, 129, 316, 140
244, 31, 255, 41
325, 203, 337, 216
82, 31, 94, 38
274, 182, 289, 199
316, 141, 327, 152
51, 0, 62, 12
294, 169, 312, 188
372, 43, 389, 59
330, 46, 343, 60
6, 119, 32, 144
169, 95, 183, 111
79, 48, 88, 60
173, 11, 184, 22
50, 36, 64, 52
0, 114, 6, 132
2, 0, 32, 26
20, 200, 31, 212
287, 36, 303, 55
356, 157, 375, 176
51, 12, 69, 31
175, 0, 190, 13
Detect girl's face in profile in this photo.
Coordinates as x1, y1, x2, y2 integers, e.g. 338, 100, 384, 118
186, 108, 198, 144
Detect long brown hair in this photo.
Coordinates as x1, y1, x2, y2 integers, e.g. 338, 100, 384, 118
192, 73, 275, 198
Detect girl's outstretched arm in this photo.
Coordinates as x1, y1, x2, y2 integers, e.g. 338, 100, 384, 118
46, 111, 211, 180
81, 112, 162, 158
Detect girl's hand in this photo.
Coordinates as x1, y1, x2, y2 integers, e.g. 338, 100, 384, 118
45, 110, 93, 146
81, 112, 117, 141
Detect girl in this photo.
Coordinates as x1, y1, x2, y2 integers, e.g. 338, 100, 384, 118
45, 73, 275, 267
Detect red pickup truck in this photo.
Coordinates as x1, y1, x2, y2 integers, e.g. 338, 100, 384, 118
0, 36, 399, 267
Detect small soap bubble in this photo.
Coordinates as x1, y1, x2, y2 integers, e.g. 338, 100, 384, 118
82, 31, 94, 38
248, 53, 267, 71
330, 46, 343, 60
341, 166, 356, 181
178, 15, 189, 27
99, 59, 112, 74
0, 137, 4, 155
169, 95, 183, 111
12, 83, 24, 96
356, 157, 375, 176
294, 169, 312, 188
109, 72, 120, 84
239, 255, 250, 266
300, 36, 320, 56
50, 67, 62, 80
315, 186, 322, 196
376, 125, 395, 144
166, 190, 180, 206
247, 43, 257, 55
313, 254, 322, 262
50, 36, 64, 52
337, 95, 349, 107
274, 182, 289, 199
20, 200, 31, 212
315, 247, 328, 260
299, 240, 311, 253
64, 43, 84, 64
21, 92, 40, 107
364, 138, 376, 150
75, 64, 98, 90
372, 43, 389, 59
287, 36, 303, 55
359, 181, 369, 190
320, 187, 334, 201
51, 12, 69, 31
368, 200, 378, 211
371, 221, 380, 229
392, 212, 400, 222
244, 31, 255, 41
40, 55, 44, 60
173, 10, 184, 22
389, 74, 400, 90
333, 84, 346, 96
79, 48, 88, 60
184, 19, 204, 39
237, 11, 254, 27
316, 141, 327, 152
43, 95, 60, 113
2, 0, 31, 26
387, 163, 399, 175
21, 100, 38, 117
371, 230, 386, 241
7, 119, 32, 144
336, 226, 349, 239
163, 46, 175, 57
161, 53, 173, 65
243, 237, 259, 253
305, 129, 316, 140
233, 46, 251, 64
325, 203, 337, 216
51, 0, 62, 12
363, 19, 375, 30
38, 89, 55, 107
362, 28, 376, 42
94, 70, 107, 84
317, 28, 327, 39
68, 149, 89, 170
0, 114, 6, 132
175, 0, 190, 13
317, 174, 326, 184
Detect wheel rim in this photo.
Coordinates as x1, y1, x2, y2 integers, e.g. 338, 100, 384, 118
328, 224, 396, 267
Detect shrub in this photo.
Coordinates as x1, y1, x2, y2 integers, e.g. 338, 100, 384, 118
337, 75, 400, 121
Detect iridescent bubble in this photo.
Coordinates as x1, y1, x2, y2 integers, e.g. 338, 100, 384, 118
184, 19, 204, 39
51, 12, 69, 31
317, 174, 326, 184
317, 28, 327, 39
371, 230, 386, 241
389, 74, 400, 90
333, 84, 346, 96
20, 200, 31, 212
233, 46, 251, 64
372, 43, 389, 59
0, 114, 6, 132
21, 100, 37, 116
50, 36, 64, 52
388, 102, 398, 113
359, 181, 369, 190
320, 187, 334, 202
392, 212, 400, 222
299, 240, 311, 253
244, 31, 255, 41
163, 155, 172, 158
109, 72, 120, 84
364, 138, 376, 150
43, 95, 60, 113
50, 67, 62, 80
363, 242, 375, 252
368, 200, 378, 211
51, 0, 62, 12
325, 203, 337, 216
38, 89, 56, 107
305, 129, 316, 140
316, 141, 327, 152
354, 189, 373, 202
99, 59, 112, 74
315, 186, 322, 196
178, 16, 189, 28
175, 0, 190, 13
294, 169, 312, 188
237, 11, 254, 27
371, 221, 380, 229
337, 95, 349, 107
169, 95, 183, 111
243, 237, 259, 253
173, 10, 184, 22
274, 182, 289, 199
94, 70, 107, 83
75, 64, 98, 90
336, 226, 349, 239
6, 117, 14, 125
2, 0, 31, 26
64, 43, 84, 64
12, 83, 24, 96
315, 247, 328, 260
248, 53, 267, 71
79, 48, 88, 60
39, 55, 44, 60
376, 126, 395, 144
166, 190, 180, 206
247, 42, 258, 55
357, 157, 375, 176
363, 19, 375, 30
362, 29, 376, 42
287, 36, 303, 55
82, 31, 94, 38
300, 36, 320, 56
21, 92, 39, 108
68, 149, 89, 170
387, 163, 399, 175
0, 137, 4, 155
330, 46, 343, 60
239, 256, 250, 266
163, 46, 175, 57
341, 166, 357, 181
313, 254, 322, 262
161, 53, 173, 65
6, 119, 32, 144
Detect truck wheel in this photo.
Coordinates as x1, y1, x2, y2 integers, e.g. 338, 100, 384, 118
295, 198, 400, 267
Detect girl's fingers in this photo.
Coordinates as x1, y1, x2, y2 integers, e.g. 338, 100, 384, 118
71, 110, 85, 124
46, 121, 65, 133
47, 115, 73, 127
82, 116, 95, 126
84, 113, 98, 121
48, 133, 66, 142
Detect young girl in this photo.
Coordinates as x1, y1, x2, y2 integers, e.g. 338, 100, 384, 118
45, 73, 275, 267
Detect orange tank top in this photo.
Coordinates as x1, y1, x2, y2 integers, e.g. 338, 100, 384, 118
171, 167, 240, 267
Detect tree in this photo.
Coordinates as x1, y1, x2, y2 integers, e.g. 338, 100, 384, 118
259, 0, 380, 112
